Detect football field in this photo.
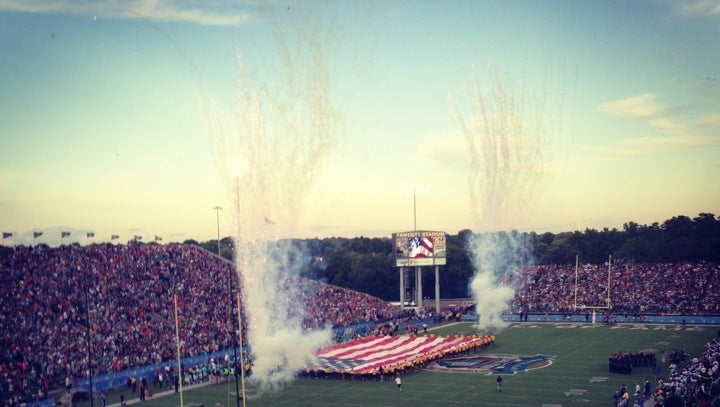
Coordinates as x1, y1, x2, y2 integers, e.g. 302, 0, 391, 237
88, 322, 718, 407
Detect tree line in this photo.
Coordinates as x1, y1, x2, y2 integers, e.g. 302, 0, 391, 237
189, 213, 720, 302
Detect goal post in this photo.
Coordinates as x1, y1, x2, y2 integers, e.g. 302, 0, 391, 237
573, 254, 613, 323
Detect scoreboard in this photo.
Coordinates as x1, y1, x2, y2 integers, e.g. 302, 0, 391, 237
392, 230, 447, 267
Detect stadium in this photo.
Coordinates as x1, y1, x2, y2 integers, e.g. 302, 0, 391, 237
3, 1, 720, 406
1, 236, 719, 407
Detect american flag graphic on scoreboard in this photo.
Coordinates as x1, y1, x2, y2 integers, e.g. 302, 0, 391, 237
409, 236, 433, 257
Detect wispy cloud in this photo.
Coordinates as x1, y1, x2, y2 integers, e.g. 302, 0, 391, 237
658, 0, 720, 18
587, 132, 719, 158
618, 134, 717, 152
647, 117, 687, 133
595, 93, 720, 157
694, 112, 720, 127
598, 93, 667, 119
0, 0, 251, 26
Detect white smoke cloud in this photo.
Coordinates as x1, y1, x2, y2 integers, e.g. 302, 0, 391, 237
236, 240, 332, 392
204, 3, 339, 393
467, 232, 532, 331
451, 67, 565, 332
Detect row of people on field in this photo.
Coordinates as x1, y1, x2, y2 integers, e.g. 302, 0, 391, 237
608, 352, 657, 375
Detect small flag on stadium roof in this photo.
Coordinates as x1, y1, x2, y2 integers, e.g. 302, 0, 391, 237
264, 217, 276, 225
87, 232, 95, 238
2, 232, 12, 239
33, 231, 43, 238
111, 234, 119, 240
154, 235, 162, 241
61, 231, 71, 238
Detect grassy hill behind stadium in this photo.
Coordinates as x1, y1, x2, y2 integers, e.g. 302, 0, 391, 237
80, 322, 718, 407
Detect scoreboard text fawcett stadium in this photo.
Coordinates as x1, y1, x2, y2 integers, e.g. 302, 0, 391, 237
392, 230, 447, 267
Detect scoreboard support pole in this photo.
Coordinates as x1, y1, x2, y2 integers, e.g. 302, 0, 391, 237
399, 267, 406, 307
434, 266, 440, 313
415, 267, 422, 311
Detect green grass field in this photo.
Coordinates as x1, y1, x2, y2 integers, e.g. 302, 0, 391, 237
81, 322, 718, 407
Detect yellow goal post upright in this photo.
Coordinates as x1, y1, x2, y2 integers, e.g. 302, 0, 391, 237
573, 254, 613, 323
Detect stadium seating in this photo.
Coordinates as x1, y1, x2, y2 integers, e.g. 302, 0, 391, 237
1, 243, 719, 405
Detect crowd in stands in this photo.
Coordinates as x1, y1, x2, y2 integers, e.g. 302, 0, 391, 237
1, 243, 234, 406
298, 280, 405, 330
1, 243, 720, 406
506, 261, 720, 315
0, 243, 407, 406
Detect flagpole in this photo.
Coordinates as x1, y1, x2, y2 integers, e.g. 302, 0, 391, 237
174, 294, 184, 407
237, 294, 246, 407
574, 254, 579, 309
413, 189, 417, 231
214, 206, 222, 256
233, 176, 243, 407
84, 270, 94, 407
413, 189, 419, 310
606, 254, 612, 308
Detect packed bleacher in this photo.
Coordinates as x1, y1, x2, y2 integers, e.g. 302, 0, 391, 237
0, 243, 405, 406
506, 261, 720, 315
298, 279, 403, 330
2, 244, 232, 405
1, 243, 720, 406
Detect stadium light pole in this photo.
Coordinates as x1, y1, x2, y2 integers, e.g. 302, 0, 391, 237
413, 189, 420, 309
214, 206, 223, 257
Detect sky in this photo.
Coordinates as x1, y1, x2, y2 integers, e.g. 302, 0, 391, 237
1, 0, 719, 246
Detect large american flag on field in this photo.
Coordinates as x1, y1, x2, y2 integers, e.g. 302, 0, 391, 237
409, 236, 433, 257
309, 334, 479, 373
